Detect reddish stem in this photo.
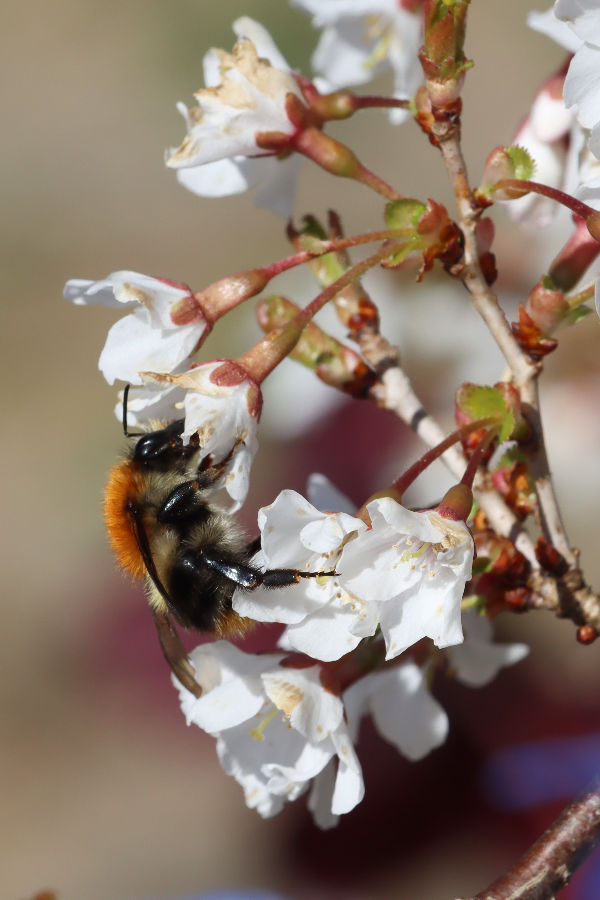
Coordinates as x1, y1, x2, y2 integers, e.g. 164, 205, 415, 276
496, 179, 593, 221
262, 228, 413, 279
391, 418, 499, 498
461, 427, 499, 489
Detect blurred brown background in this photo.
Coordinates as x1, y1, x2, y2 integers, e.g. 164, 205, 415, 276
3, 2, 600, 899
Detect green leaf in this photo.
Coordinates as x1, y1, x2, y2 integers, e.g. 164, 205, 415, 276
564, 305, 592, 326
506, 145, 535, 181
456, 383, 515, 440
384, 198, 426, 230
498, 410, 515, 443
457, 384, 506, 420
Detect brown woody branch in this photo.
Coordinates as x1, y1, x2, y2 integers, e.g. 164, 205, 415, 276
459, 778, 600, 900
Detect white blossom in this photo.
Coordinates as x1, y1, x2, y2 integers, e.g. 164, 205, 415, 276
233, 491, 473, 662
293, 0, 423, 124
528, 6, 582, 52
173, 641, 364, 827
64, 272, 207, 385
508, 87, 575, 225
233, 490, 372, 661
530, 3, 600, 159
344, 661, 449, 760
446, 610, 529, 688
166, 18, 306, 215
341, 498, 473, 659
142, 361, 260, 511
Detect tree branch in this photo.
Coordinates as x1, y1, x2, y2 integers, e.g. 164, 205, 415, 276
460, 778, 600, 900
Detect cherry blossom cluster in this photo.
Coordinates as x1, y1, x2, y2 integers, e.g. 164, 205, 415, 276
66, 0, 600, 832
174, 613, 526, 828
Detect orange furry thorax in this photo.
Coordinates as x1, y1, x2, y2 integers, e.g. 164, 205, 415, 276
104, 461, 146, 579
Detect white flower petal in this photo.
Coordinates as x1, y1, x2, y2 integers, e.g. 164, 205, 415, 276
528, 7, 582, 52
447, 611, 529, 687
346, 664, 448, 761
99, 311, 200, 385
115, 381, 185, 429
306, 472, 356, 514
555, 0, 600, 45
307, 761, 339, 829
283, 606, 365, 661
330, 731, 364, 814
173, 642, 280, 732
370, 665, 449, 760
563, 43, 600, 130
175, 157, 254, 198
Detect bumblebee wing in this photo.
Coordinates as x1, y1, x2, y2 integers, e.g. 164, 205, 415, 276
126, 504, 176, 612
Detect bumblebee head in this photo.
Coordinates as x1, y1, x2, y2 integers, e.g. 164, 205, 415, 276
122, 385, 200, 470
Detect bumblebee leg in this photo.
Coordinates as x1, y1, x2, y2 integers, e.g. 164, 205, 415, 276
245, 535, 262, 556
156, 480, 210, 524
198, 551, 336, 589
196, 438, 245, 488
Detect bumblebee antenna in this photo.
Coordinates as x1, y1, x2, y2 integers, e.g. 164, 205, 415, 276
122, 384, 143, 438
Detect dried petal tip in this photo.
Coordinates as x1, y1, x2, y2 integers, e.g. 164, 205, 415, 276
437, 484, 473, 522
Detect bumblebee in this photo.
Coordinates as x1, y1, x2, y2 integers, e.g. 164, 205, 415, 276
104, 389, 330, 639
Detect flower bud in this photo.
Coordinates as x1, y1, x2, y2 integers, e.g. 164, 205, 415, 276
525, 280, 570, 335
193, 268, 271, 322
476, 146, 535, 202
293, 127, 364, 178
257, 296, 377, 397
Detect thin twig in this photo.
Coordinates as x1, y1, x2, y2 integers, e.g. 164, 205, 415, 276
521, 379, 577, 566
437, 130, 536, 389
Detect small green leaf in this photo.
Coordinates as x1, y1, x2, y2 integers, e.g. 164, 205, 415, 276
385, 198, 427, 230
499, 410, 515, 442
506, 145, 535, 181
457, 384, 506, 420
457, 383, 516, 440
564, 305, 592, 326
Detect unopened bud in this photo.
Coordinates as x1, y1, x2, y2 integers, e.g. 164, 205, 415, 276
477, 146, 535, 201
526, 280, 569, 335
257, 295, 376, 397
193, 268, 271, 322
294, 127, 363, 178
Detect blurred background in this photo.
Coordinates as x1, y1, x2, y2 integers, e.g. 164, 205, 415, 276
3, 1, 600, 898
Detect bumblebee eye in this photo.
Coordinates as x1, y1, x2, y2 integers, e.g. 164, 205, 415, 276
132, 420, 194, 465
135, 432, 171, 461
